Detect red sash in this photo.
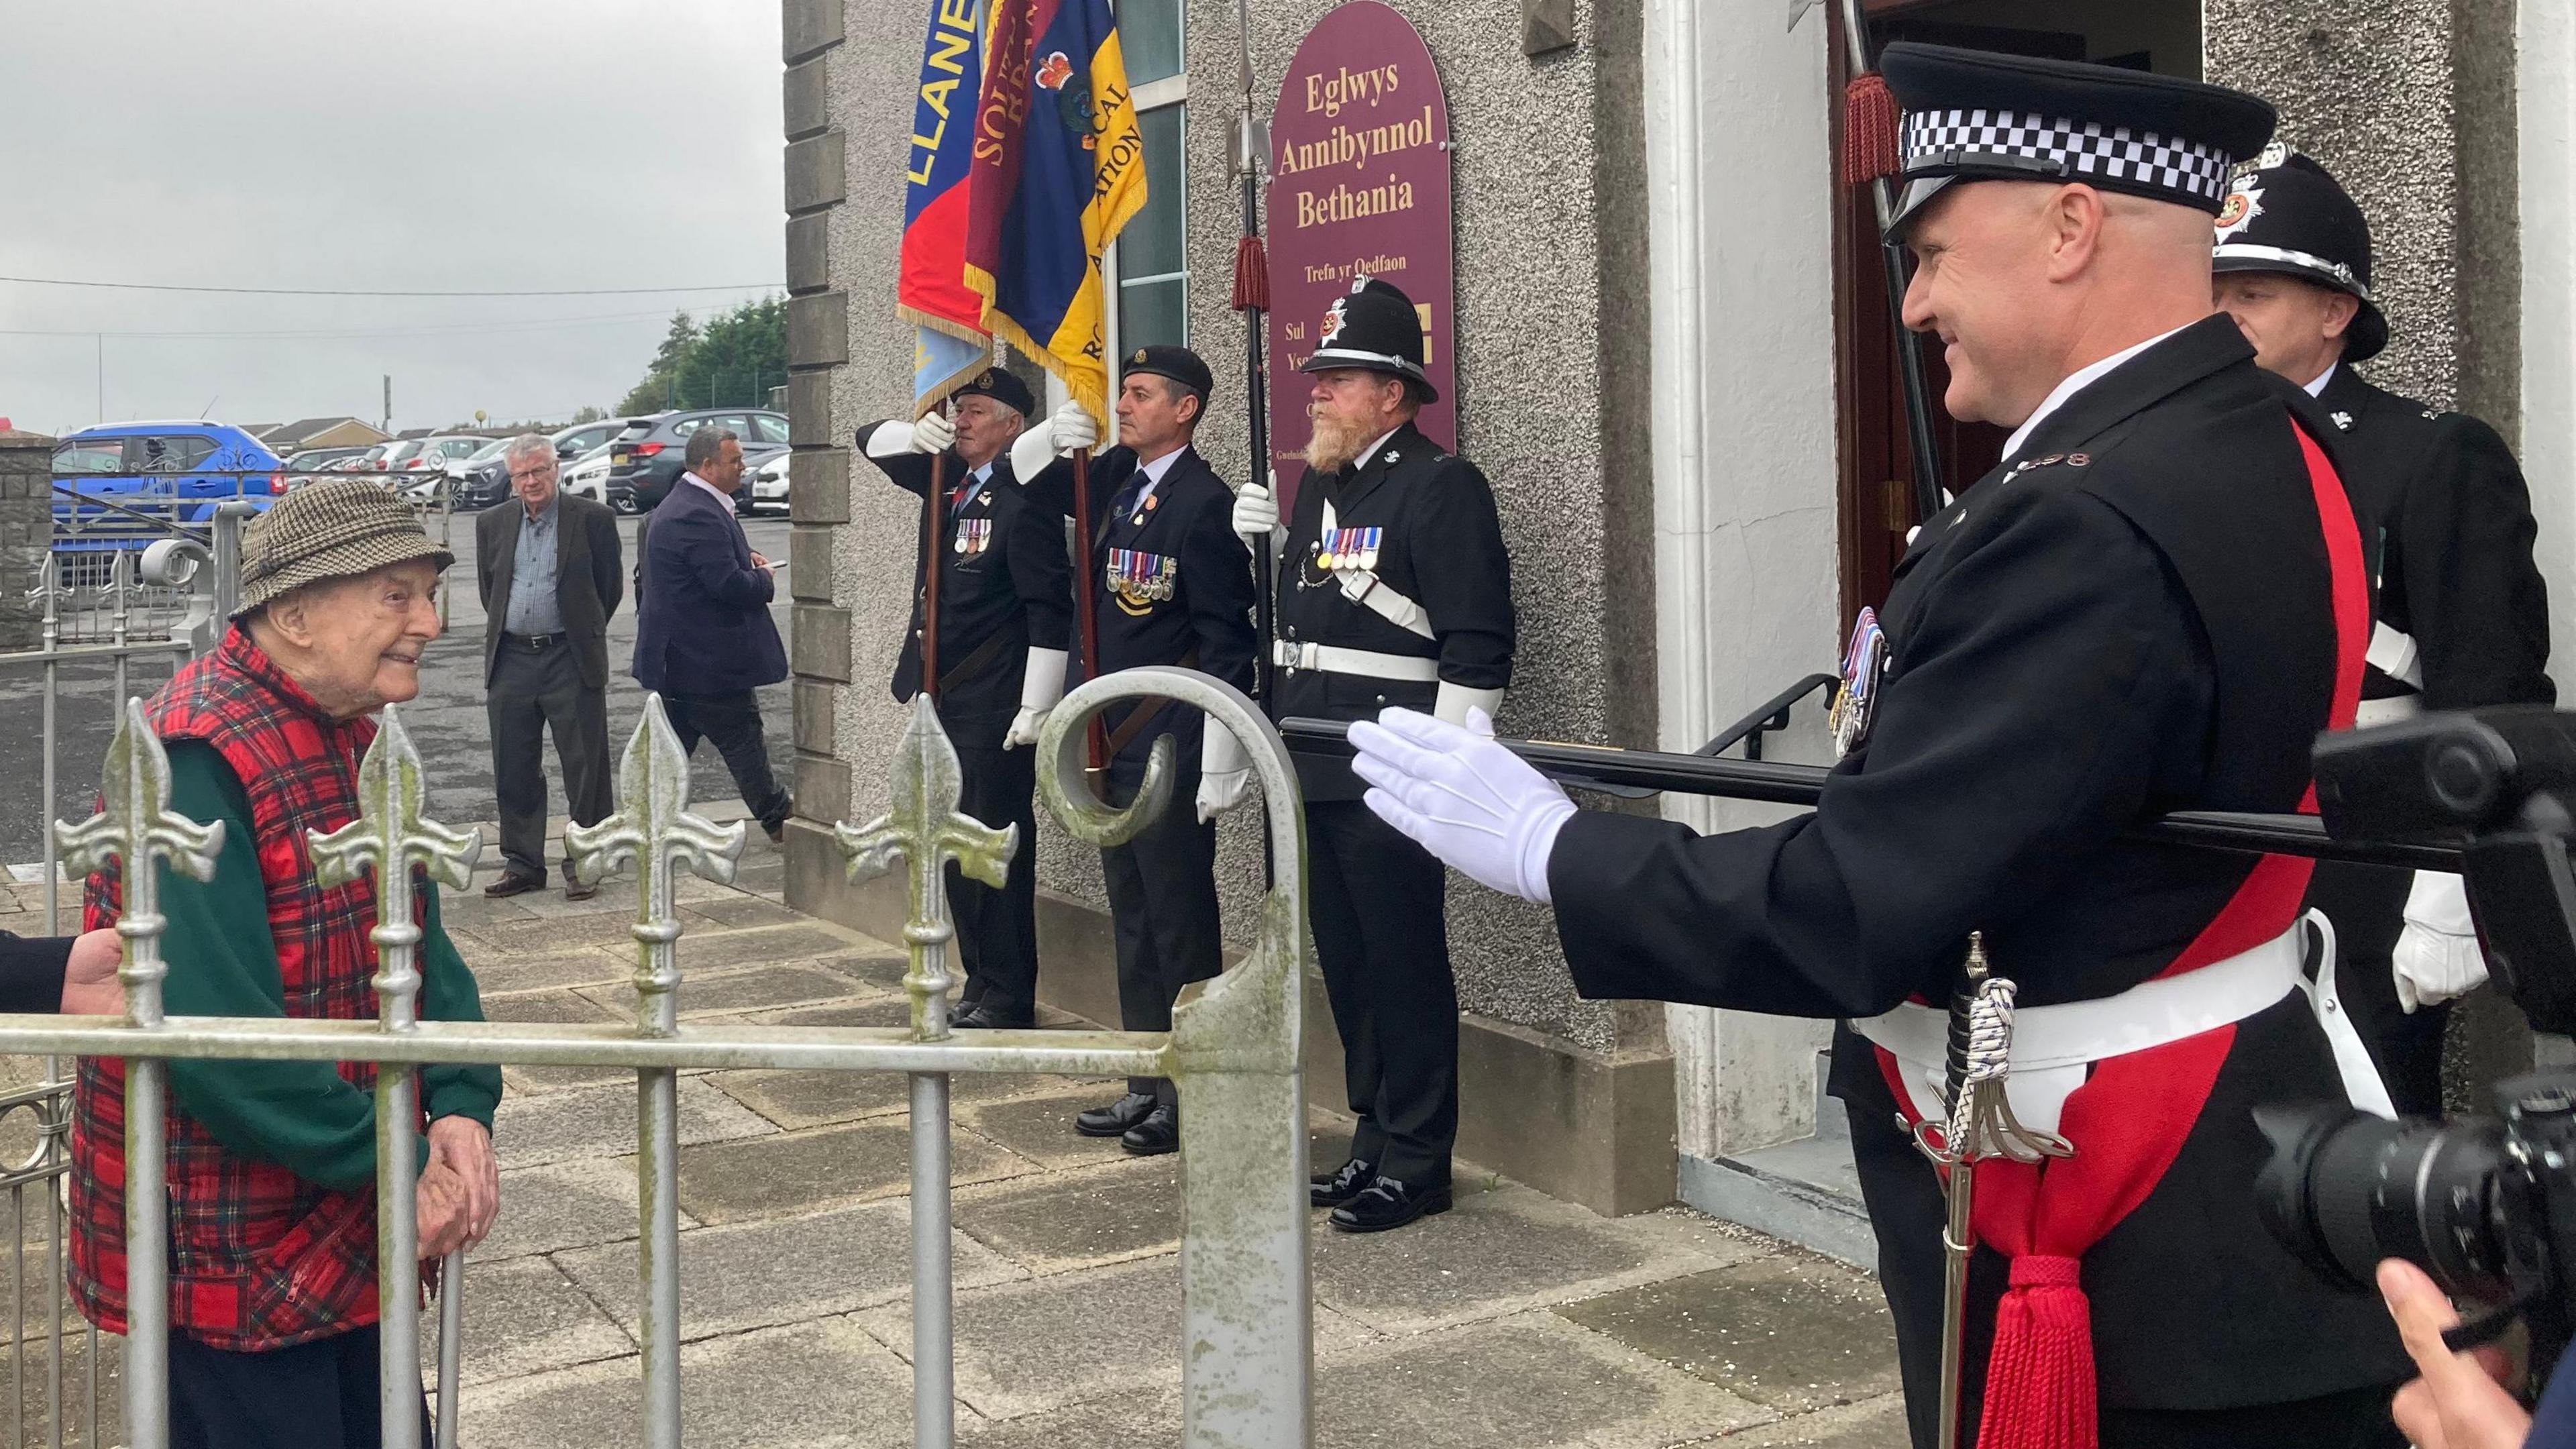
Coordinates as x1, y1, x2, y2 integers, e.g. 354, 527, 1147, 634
1876, 423, 2365, 1449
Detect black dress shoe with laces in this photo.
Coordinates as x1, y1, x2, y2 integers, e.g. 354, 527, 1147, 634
1309, 1157, 1375, 1210
483, 871, 545, 899
1075, 1092, 1159, 1138
950, 1002, 1036, 1030
1329, 1177, 1452, 1234
1119, 1104, 1179, 1156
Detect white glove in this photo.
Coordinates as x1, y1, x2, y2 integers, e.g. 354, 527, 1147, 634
1232, 478, 1281, 542
1049, 399, 1098, 455
1434, 683, 1503, 729
2393, 869, 2487, 1012
910, 410, 957, 455
1002, 647, 1068, 750
1196, 724, 1253, 823
1350, 706, 1574, 904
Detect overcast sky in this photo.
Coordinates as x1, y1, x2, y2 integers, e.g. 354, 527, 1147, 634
0, 0, 785, 437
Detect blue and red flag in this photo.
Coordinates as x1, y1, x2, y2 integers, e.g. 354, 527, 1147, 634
901, 0, 993, 413
961, 0, 1147, 429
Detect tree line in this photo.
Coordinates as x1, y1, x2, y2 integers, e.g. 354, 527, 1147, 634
618, 299, 789, 417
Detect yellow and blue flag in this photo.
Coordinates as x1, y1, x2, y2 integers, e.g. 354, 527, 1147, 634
900, 0, 992, 413
961, 0, 1147, 429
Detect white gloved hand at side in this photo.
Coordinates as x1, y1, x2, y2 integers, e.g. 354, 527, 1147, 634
1350, 706, 1574, 904
1002, 647, 1069, 750
2393, 869, 2487, 1012
910, 410, 957, 455
1195, 724, 1253, 824
1232, 478, 1281, 542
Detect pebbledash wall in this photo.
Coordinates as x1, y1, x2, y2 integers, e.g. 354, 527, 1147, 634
777, 0, 2547, 1224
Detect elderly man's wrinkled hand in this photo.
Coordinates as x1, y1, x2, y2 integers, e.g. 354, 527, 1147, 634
416, 1163, 470, 1260
60, 929, 124, 1016
428, 1116, 500, 1248
2379, 1259, 2530, 1449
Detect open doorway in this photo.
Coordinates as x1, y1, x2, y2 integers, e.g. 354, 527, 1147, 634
1829, 0, 2204, 624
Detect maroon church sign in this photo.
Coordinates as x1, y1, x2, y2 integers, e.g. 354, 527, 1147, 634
1266, 2, 1457, 504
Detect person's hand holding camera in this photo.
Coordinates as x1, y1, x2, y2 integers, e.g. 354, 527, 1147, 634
2379, 1259, 2532, 1449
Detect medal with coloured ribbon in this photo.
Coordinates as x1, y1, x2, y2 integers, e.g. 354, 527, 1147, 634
953, 519, 993, 557
1107, 547, 1176, 613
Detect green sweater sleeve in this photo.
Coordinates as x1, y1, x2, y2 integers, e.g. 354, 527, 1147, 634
154, 744, 495, 1193
419, 883, 502, 1128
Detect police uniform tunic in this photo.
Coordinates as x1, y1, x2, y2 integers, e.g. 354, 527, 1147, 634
1022, 441, 1256, 1102
2306, 364, 2554, 1111
1270, 419, 1513, 1186
861, 421, 1072, 1016
1546, 319, 2411, 1444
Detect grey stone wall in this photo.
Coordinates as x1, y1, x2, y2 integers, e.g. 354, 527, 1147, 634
0, 432, 54, 651
792, 0, 1660, 1058
2206, 0, 2520, 432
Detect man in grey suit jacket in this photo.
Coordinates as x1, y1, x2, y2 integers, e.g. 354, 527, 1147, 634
478, 433, 625, 899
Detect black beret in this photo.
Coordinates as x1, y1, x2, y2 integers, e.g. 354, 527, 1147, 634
2212, 147, 2387, 362
1123, 344, 1215, 402
955, 367, 1036, 418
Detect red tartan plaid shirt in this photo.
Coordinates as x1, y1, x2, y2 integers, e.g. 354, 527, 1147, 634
69, 627, 487, 1352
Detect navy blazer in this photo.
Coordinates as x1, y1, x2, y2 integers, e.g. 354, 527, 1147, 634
631, 477, 788, 696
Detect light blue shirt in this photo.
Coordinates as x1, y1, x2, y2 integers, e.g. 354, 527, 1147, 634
503, 496, 564, 636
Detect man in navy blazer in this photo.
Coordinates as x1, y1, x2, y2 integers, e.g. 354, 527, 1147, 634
632, 427, 793, 840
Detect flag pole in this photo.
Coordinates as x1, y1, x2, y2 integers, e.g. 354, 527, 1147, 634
1070, 441, 1108, 777
923, 440, 947, 703
1230, 0, 1275, 704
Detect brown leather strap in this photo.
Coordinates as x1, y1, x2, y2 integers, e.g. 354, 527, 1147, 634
1099, 646, 1199, 759
936, 629, 1015, 696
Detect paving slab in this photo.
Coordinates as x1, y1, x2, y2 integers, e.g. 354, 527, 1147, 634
805, 950, 913, 991
443, 1254, 635, 1387
957, 1387, 1180, 1445
667, 922, 859, 973
480, 986, 624, 1028
462, 945, 636, 998
1697, 1392, 1909, 1447
459, 1316, 918, 1449
1312, 1310, 1774, 1448
1552, 1252, 1902, 1413
951, 1154, 1182, 1273
577, 962, 881, 1020
556, 1199, 1021, 1343
454, 910, 642, 956
682, 894, 806, 930
953, 1088, 1142, 1170
857, 1255, 1189, 1420
708, 1067, 1092, 1132
1309, 1181, 1745, 1336
478, 1156, 700, 1263
492, 1076, 776, 1169
675, 1118, 1038, 1224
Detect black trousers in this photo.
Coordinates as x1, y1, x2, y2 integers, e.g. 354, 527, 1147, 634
170, 1325, 429, 1449
487, 637, 613, 882
1307, 798, 1456, 1185
663, 690, 791, 832
1102, 762, 1221, 1104
2308, 861, 2449, 1114
951, 744, 1039, 1015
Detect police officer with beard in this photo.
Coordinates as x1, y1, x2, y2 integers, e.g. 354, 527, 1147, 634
1231, 276, 1513, 1233
2213, 148, 2555, 1112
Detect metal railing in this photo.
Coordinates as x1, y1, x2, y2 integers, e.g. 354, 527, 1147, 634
0, 666, 1310, 1448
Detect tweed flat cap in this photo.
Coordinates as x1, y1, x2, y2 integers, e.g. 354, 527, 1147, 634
233, 480, 453, 617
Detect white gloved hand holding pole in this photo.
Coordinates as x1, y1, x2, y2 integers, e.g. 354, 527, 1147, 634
1232, 472, 1283, 544
1196, 723, 1253, 824
1003, 647, 1069, 750
2393, 869, 2487, 1012
1350, 706, 1574, 904
1009, 400, 1102, 481
909, 409, 957, 455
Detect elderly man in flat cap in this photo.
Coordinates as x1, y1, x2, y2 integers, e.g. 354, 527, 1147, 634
70, 481, 502, 1448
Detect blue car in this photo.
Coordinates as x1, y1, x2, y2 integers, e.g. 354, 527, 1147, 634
52, 421, 286, 552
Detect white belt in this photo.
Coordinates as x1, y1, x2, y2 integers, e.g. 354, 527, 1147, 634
1849, 911, 2395, 1137
2354, 694, 2425, 728
1272, 639, 1441, 682
1337, 570, 1435, 638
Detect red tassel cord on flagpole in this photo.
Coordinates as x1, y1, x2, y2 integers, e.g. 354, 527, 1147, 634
1843, 70, 1902, 186
1232, 234, 1271, 313
1976, 1255, 2099, 1449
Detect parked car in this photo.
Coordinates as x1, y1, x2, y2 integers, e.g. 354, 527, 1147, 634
285, 445, 372, 474
50, 421, 284, 547
561, 445, 621, 512
457, 421, 641, 511
747, 451, 790, 514
449, 437, 517, 510
608, 409, 790, 512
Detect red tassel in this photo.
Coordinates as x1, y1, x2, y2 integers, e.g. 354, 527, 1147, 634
1975, 1255, 2098, 1449
1843, 70, 1902, 186
1231, 234, 1271, 313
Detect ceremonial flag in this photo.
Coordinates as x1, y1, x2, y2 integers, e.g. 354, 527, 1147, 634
902, 0, 993, 413
962, 0, 1148, 427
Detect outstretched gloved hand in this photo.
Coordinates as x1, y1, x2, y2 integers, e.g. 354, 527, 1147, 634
1196, 724, 1253, 824
1349, 707, 1574, 904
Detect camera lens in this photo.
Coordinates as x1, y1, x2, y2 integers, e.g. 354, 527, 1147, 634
2254, 1104, 2518, 1299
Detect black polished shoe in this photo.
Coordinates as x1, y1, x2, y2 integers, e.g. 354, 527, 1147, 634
951, 1001, 1036, 1030
483, 871, 545, 899
563, 879, 598, 902
1075, 1092, 1158, 1138
1309, 1157, 1375, 1210
1120, 1104, 1179, 1156
1329, 1177, 1452, 1234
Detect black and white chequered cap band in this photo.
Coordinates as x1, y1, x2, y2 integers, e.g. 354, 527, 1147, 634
1902, 109, 2235, 210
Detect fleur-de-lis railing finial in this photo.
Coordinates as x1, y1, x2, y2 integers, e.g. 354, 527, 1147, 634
566, 695, 746, 1036
55, 698, 224, 1028
306, 706, 482, 1031
836, 694, 1017, 1040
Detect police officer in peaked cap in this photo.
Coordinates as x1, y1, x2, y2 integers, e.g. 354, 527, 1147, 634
855, 366, 1072, 1030
1232, 274, 1515, 1233
2215, 146, 2555, 1115
1006, 344, 1258, 1155
1348, 43, 2422, 1444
